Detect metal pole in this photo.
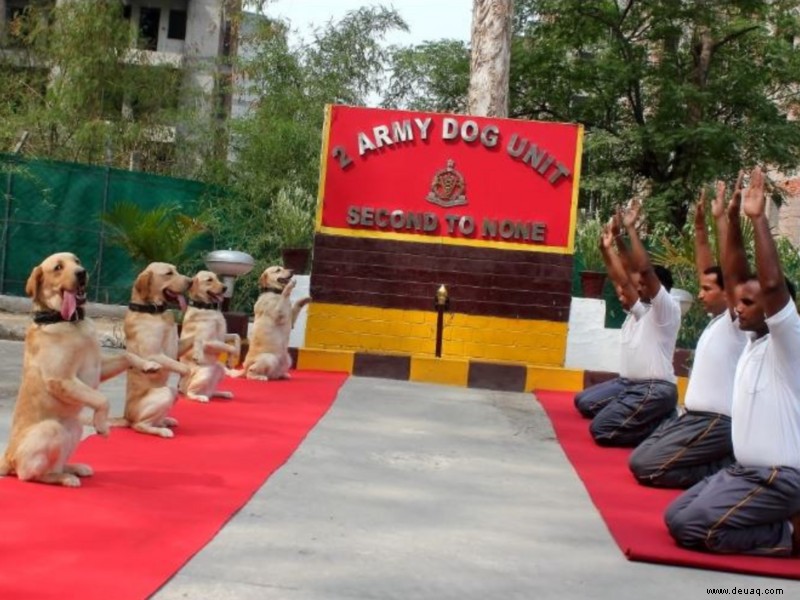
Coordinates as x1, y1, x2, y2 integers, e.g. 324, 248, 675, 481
95, 165, 110, 301
434, 284, 449, 358
1, 133, 29, 293
435, 307, 444, 357
1, 162, 14, 294
94, 140, 112, 301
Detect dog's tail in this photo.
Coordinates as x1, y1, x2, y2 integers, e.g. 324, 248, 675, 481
292, 296, 312, 328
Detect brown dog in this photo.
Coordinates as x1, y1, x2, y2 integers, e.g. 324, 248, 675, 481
0, 253, 160, 487
232, 266, 310, 381
178, 270, 240, 402
121, 262, 192, 438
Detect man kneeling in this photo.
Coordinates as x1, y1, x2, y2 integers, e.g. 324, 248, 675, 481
574, 202, 681, 447
629, 182, 745, 487
666, 167, 800, 556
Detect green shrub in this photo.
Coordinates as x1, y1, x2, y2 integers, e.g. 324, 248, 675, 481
574, 215, 605, 271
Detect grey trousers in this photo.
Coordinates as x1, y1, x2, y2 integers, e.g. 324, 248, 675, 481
574, 377, 677, 447
629, 411, 734, 488
665, 463, 800, 556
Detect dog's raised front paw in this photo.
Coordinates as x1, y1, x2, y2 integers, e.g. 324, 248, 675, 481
141, 361, 162, 373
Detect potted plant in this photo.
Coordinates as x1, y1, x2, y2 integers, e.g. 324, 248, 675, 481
268, 185, 316, 273
574, 215, 607, 298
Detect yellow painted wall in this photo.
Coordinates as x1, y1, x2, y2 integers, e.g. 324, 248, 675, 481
305, 302, 568, 366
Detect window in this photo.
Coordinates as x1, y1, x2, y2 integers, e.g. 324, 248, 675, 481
3, 1, 27, 47
168, 10, 186, 40
138, 7, 160, 51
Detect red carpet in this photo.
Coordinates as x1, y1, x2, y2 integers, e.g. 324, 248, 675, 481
537, 390, 800, 579
0, 371, 348, 600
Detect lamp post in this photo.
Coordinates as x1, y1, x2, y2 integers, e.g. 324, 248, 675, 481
204, 250, 255, 340
204, 249, 255, 312
434, 284, 449, 358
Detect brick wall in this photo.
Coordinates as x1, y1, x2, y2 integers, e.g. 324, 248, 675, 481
305, 234, 573, 366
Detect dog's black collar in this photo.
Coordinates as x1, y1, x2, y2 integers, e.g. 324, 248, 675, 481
189, 300, 220, 310
128, 302, 168, 314
33, 308, 85, 324
260, 287, 283, 294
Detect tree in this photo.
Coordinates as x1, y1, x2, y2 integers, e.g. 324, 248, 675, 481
199, 6, 408, 309
383, 40, 471, 113
0, 0, 207, 176
510, 0, 800, 227
468, 0, 514, 117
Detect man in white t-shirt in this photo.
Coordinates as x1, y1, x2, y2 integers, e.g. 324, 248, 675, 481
574, 202, 681, 447
630, 181, 746, 487
666, 167, 800, 556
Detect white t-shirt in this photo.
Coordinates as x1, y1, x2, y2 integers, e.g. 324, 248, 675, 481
731, 299, 800, 468
618, 285, 682, 383
684, 311, 747, 415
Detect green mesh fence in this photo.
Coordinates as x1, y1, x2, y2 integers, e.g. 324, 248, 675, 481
0, 154, 207, 304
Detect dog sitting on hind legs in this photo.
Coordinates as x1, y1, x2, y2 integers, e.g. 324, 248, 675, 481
178, 270, 241, 403
0, 252, 161, 487
231, 265, 310, 381
118, 262, 193, 438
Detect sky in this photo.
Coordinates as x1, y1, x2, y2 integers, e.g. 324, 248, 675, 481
266, 0, 473, 46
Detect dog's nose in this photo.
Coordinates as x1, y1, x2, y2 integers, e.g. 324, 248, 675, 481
76, 268, 87, 285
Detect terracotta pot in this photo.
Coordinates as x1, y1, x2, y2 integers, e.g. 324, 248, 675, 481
580, 270, 607, 299
281, 247, 311, 273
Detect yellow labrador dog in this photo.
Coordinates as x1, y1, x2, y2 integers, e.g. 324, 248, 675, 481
178, 270, 240, 403
232, 266, 310, 381
0, 253, 160, 487
120, 262, 192, 438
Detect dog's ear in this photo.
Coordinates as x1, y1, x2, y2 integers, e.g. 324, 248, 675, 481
25, 266, 43, 300
259, 270, 269, 289
189, 275, 199, 296
133, 270, 153, 302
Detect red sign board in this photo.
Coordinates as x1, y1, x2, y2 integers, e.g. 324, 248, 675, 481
317, 105, 583, 253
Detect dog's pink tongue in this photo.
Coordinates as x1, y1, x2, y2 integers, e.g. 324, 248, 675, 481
177, 294, 187, 311
61, 291, 77, 321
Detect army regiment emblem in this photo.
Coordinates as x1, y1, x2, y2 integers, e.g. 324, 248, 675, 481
426, 159, 467, 208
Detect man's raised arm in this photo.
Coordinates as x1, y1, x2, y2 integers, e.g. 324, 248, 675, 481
742, 166, 790, 318
601, 218, 639, 308
722, 172, 750, 309
622, 199, 660, 299
694, 188, 714, 278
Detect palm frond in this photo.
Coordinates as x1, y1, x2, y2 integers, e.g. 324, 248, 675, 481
101, 201, 207, 268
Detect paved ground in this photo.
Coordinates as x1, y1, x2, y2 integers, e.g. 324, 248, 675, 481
0, 330, 798, 598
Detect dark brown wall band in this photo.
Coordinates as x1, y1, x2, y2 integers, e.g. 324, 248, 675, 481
311, 234, 574, 322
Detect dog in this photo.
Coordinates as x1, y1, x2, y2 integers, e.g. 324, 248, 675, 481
120, 262, 193, 438
178, 270, 240, 402
0, 252, 160, 487
232, 266, 310, 381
